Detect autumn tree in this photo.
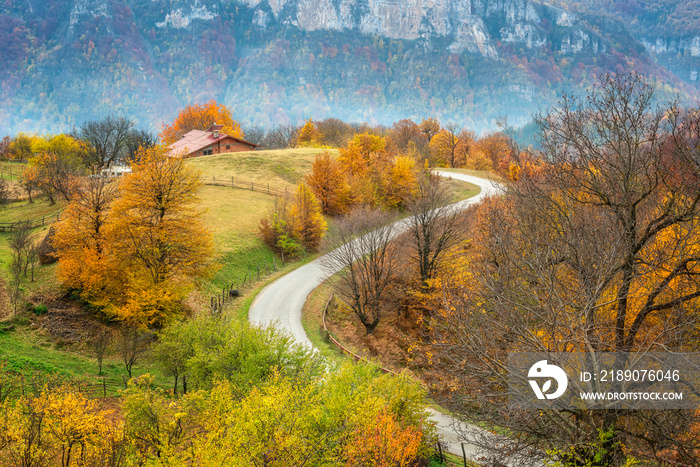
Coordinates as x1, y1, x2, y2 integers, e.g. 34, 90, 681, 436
53, 146, 214, 326
0, 385, 122, 467
305, 151, 348, 215
430, 74, 700, 465
474, 132, 512, 174
323, 208, 401, 334
382, 155, 420, 210
160, 100, 244, 145
107, 146, 215, 325
289, 183, 327, 252
260, 182, 327, 257
296, 118, 318, 147
419, 118, 441, 143
338, 132, 390, 178
27, 134, 85, 202
389, 119, 423, 153
430, 123, 468, 167
8, 132, 36, 159
53, 176, 118, 307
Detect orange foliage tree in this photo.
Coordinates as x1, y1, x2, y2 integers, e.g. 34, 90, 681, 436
53, 177, 119, 309
53, 146, 214, 326
107, 147, 215, 325
345, 408, 423, 467
429, 124, 469, 168
159, 100, 244, 145
305, 151, 349, 215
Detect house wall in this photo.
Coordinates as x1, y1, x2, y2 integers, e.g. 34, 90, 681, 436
188, 137, 256, 158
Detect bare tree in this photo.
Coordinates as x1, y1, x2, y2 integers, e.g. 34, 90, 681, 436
241, 125, 266, 146
323, 208, 401, 334
430, 74, 700, 465
18, 169, 37, 203
8, 223, 31, 316
91, 329, 111, 376
119, 325, 151, 379
74, 116, 135, 170
124, 128, 158, 164
263, 124, 299, 149
316, 118, 354, 147
405, 175, 465, 288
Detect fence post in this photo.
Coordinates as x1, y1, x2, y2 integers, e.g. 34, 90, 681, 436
251, 181, 254, 191
267, 183, 269, 194
103, 378, 107, 397
232, 176, 234, 187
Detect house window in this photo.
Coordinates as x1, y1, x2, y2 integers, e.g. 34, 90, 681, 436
203, 148, 213, 156
226, 145, 231, 150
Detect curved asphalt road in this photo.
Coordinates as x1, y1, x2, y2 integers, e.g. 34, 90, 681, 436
249, 172, 539, 466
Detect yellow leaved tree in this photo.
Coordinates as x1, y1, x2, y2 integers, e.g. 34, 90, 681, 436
107, 146, 215, 325
53, 146, 214, 326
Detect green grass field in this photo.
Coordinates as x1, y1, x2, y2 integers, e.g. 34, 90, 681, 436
0, 160, 27, 182
0, 325, 171, 396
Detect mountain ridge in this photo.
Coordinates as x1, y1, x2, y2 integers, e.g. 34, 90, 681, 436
1, 0, 698, 135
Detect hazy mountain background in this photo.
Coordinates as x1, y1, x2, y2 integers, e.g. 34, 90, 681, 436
1, 0, 699, 136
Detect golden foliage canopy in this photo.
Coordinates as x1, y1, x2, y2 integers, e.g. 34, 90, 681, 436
159, 100, 244, 145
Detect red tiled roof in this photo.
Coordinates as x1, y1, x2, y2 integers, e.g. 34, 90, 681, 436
167, 129, 258, 156
206, 124, 224, 132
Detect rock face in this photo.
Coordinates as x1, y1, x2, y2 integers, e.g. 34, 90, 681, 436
151, 0, 608, 59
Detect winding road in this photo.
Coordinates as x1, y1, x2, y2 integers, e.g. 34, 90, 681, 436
249, 172, 539, 465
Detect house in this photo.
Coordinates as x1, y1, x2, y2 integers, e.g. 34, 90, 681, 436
168, 125, 259, 158
101, 165, 132, 178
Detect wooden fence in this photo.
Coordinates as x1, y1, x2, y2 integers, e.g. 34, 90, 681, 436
210, 256, 285, 313
201, 175, 290, 198
0, 213, 60, 232
322, 293, 397, 375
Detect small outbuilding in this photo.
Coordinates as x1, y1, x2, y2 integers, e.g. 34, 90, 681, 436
167, 125, 259, 158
